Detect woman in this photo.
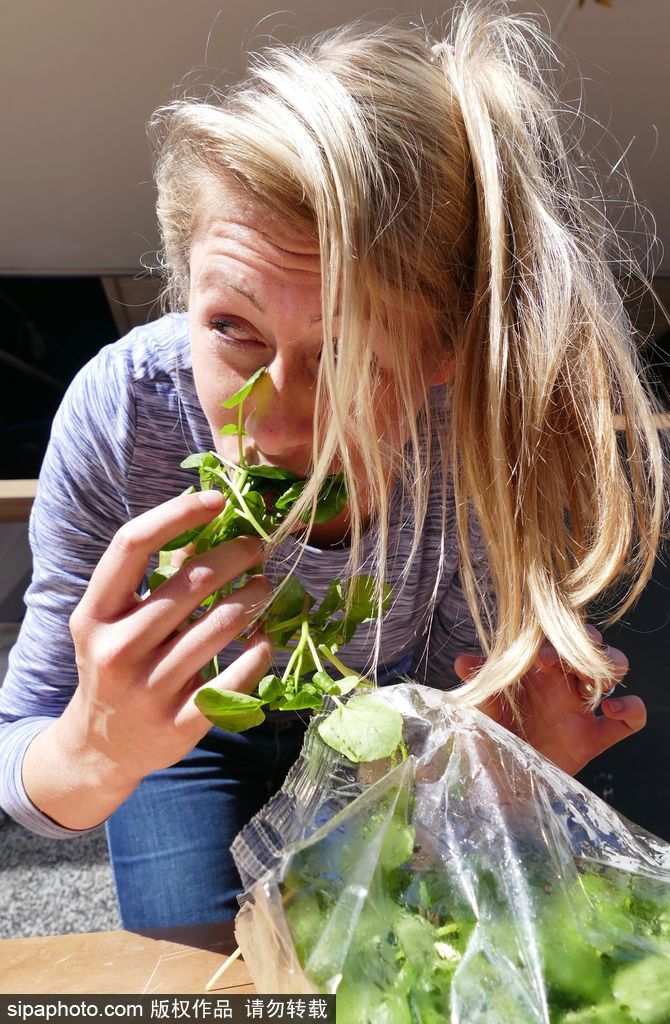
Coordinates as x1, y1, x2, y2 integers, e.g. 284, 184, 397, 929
0, 5, 662, 927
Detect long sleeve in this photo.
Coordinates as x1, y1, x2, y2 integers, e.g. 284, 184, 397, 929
0, 342, 135, 837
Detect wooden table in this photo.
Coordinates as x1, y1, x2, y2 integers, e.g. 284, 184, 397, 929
0, 922, 254, 995
0, 480, 37, 523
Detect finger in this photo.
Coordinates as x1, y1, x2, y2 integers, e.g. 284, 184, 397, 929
600, 695, 647, 733
535, 625, 606, 673
575, 645, 629, 692
132, 535, 266, 652
577, 696, 647, 763
83, 490, 226, 620
534, 643, 561, 672
179, 630, 274, 734
535, 670, 587, 715
152, 575, 272, 691
454, 653, 485, 681
585, 624, 604, 645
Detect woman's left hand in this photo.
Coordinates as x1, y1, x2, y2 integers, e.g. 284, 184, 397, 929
453, 626, 646, 776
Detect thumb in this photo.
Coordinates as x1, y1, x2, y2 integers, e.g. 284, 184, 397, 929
599, 695, 647, 735
454, 652, 486, 681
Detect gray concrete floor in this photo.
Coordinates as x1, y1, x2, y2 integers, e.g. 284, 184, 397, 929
0, 624, 121, 938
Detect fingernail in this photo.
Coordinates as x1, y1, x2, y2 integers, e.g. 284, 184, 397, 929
199, 489, 225, 508
607, 698, 624, 712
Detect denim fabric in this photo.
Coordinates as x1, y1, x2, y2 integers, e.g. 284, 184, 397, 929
105, 717, 307, 929
105, 653, 416, 929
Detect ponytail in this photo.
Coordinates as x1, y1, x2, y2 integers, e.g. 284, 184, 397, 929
434, 4, 667, 706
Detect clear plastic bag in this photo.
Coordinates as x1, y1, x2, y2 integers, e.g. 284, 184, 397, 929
231, 682, 670, 1022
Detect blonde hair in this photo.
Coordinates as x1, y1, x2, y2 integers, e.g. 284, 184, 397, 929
150, 2, 667, 708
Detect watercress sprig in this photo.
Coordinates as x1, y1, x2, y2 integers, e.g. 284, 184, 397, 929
150, 367, 403, 763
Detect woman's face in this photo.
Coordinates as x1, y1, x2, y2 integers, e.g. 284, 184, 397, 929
188, 190, 450, 542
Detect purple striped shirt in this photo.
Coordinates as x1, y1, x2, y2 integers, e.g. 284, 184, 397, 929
0, 313, 485, 838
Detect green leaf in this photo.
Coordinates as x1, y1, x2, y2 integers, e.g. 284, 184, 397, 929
275, 474, 347, 524
194, 687, 266, 732
220, 423, 247, 436
199, 656, 219, 683
317, 694, 403, 762
310, 474, 348, 525
277, 685, 323, 711
181, 452, 214, 470
258, 674, 284, 703
219, 366, 266, 409
330, 674, 362, 696
161, 525, 206, 552
312, 670, 361, 696
198, 455, 227, 489
147, 563, 178, 592
239, 489, 266, 521
311, 670, 336, 692
245, 464, 300, 481
343, 576, 393, 624
275, 480, 307, 511
611, 956, 670, 1022
312, 617, 357, 649
267, 577, 314, 625
309, 580, 344, 627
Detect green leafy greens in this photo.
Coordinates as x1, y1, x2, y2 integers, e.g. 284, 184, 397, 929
150, 367, 402, 761
283, 805, 670, 1021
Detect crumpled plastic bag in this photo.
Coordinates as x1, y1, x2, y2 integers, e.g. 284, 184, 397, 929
231, 682, 670, 1023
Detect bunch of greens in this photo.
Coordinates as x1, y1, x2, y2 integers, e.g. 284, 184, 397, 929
149, 367, 403, 760
282, 800, 670, 1023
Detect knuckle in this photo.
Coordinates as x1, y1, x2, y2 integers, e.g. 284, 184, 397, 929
172, 560, 219, 599
112, 521, 146, 559
244, 574, 272, 603
208, 598, 250, 636
69, 605, 84, 641
229, 535, 265, 564
94, 626, 137, 671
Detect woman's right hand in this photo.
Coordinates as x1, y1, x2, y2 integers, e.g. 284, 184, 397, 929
23, 489, 273, 828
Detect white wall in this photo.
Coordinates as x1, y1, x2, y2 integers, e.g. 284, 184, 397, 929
1, 0, 668, 273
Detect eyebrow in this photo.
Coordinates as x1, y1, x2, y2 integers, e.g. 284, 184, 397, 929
200, 272, 337, 323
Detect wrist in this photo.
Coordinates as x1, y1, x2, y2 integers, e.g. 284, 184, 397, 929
58, 688, 145, 792
22, 696, 142, 831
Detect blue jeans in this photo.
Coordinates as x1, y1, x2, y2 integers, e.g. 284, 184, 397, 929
105, 717, 307, 929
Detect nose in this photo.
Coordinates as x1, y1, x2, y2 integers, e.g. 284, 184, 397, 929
244, 354, 316, 466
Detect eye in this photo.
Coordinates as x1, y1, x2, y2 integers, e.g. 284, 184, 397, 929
209, 317, 259, 344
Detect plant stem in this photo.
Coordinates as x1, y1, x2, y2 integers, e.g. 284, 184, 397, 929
282, 637, 305, 684
237, 404, 245, 467
306, 629, 324, 673
318, 645, 359, 679
265, 612, 305, 635
224, 473, 272, 542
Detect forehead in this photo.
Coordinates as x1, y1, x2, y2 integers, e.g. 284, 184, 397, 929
190, 189, 321, 281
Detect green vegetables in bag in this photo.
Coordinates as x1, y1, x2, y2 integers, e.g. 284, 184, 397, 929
282, 796, 670, 1022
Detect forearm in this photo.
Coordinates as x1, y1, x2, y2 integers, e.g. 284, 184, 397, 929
22, 693, 141, 831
